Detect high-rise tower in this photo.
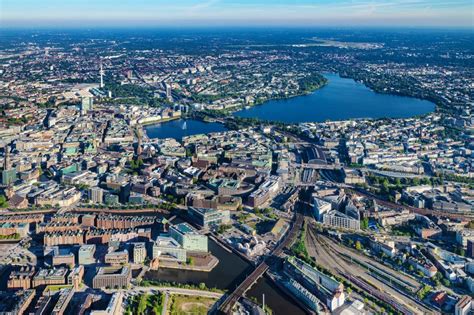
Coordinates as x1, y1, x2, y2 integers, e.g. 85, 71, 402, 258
4, 145, 10, 170
2, 144, 16, 186
99, 62, 105, 89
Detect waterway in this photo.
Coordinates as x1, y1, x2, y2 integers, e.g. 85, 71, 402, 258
144, 118, 228, 140
234, 73, 435, 123
144, 239, 305, 314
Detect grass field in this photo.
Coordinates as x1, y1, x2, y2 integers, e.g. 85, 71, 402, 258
169, 295, 217, 315
125, 293, 165, 315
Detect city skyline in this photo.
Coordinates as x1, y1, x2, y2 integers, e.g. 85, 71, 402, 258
1, 0, 473, 28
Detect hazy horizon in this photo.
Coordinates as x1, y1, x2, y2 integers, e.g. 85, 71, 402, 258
1, 0, 473, 28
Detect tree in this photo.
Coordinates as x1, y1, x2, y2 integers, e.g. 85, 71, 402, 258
417, 285, 432, 300
456, 247, 465, 256
137, 293, 147, 315
199, 282, 206, 290
381, 179, 390, 195
0, 195, 8, 208
433, 272, 442, 281
394, 178, 402, 187
442, 279, 451, 287
355, 241, 363, 251
360, 218, 369, 230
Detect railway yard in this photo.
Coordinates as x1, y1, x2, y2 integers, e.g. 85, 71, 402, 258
305, 226, 435, 315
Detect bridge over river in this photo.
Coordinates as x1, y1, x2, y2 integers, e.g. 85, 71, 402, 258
217, 211, 304, 314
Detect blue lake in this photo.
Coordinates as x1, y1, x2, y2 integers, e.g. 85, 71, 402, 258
234, 73, 435, 123
145, 118, 228, 140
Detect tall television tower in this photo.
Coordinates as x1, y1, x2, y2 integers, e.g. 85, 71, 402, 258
99, 61, 105, 89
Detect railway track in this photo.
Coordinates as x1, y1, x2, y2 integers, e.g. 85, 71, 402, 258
306, 229, 434, 315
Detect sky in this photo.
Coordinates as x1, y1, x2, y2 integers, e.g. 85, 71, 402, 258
0, 0, 473, 28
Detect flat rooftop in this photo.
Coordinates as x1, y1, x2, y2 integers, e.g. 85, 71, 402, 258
97, 266, 129, 276
172, 222, 197, 234
155, 236, 181, 248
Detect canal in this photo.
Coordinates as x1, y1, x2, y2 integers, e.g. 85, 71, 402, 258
144, 239, 305, 314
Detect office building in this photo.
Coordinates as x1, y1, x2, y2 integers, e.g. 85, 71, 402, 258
132, 243, 147, 263
313, 197, 332, 221
152, 236, 186, 262
32, 267, 68, 287
51, 247, 75, 268
187, 207, 230, 228
92, 266, 131, 289
51, 288, 74, 315
89, 187, 104, 203
467, 240, 474, 259
80, 97, 93, 115
322, 210, 360, 231
67, 265, 84, 290
7, 266, 35, 290
170, 223, 208, 252
90, 292, 123, 315
455, 295, 473, 315
1, 145, 16, 186
105, 250, 129, 266
78, 244, 96, 265
284, 256, 345, 312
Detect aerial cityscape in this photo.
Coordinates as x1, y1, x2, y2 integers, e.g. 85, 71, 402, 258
0, 1, 473, 315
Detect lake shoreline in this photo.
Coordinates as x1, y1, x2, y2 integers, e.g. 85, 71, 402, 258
233, 73, 435, 124
144, 72, 435, 139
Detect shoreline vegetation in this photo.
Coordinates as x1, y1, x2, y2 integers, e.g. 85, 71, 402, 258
83, 71, 436, 143
195, 73, 329, 116
139, 279, 225, 293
